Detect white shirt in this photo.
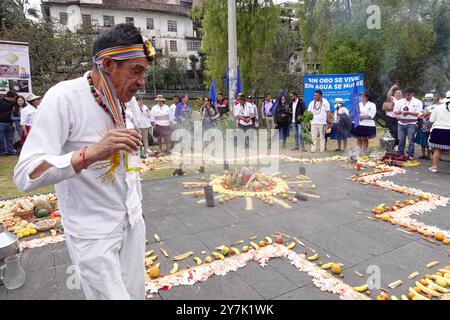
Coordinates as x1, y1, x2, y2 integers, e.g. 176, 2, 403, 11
386, 97, 401, 118
234, 102, 254, 126
13, 72, 143, 239
132, 103, 151, 129
430, 103, 450, 131
334, 106, 349, 123
393, 97, 423, 126
308, 98, 330, 125
358, 101, 377, 127
291, 99, 299, 123
20, 105, 37, 126
150, 104, 172, 127
169, 104, 177, 123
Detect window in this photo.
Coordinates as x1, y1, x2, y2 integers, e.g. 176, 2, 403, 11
187, 41, 201, 52
170, 40, 177, 52
59, 12, 68, 25
103, 15, 115, 27
146, 18, 154, 30
125, 17, 134, 25
82, 14, 91, 27
167, 20, 177, 32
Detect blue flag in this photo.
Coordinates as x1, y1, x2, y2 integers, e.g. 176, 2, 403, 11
209, 80, 217, 105
225, 65, 242, 96
236, 66, 242, 95
349, 81, 360, 127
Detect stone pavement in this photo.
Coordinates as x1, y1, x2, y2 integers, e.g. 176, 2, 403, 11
1, 158, 449, 300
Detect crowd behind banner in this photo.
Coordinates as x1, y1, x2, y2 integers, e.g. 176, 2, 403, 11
2, 84, 450, 172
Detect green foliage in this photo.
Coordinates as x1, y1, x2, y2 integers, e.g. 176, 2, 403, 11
198, 0, 280, 93
299, 111, 313, 145
147, 56, 186, 90
298, 0, 449, 106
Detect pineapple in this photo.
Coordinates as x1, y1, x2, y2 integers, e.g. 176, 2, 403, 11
33, 196, 52, 212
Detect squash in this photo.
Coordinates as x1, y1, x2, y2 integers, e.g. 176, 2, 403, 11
36, 208, 49, 219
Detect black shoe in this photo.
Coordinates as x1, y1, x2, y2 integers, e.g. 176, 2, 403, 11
418, 155, 427, 160
291, 147, 299, 151
334, 149, 342, 152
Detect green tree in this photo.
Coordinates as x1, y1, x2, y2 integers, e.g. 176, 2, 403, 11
147, 56, 186, 90
194, 0, 280, 93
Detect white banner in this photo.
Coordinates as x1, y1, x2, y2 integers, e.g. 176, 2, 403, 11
0, 41, 32, 95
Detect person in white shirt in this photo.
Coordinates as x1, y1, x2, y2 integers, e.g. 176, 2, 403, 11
131, 96, 152, 157
247, 96, 259, 128
307, 90, 331, 152
393, 87, 423, 159
169, 95, 179, 126
234, 94, 254, 131
428, 94, 450, 173
20, 93, 41, 144
330, 98, 351, 152
386, 84, 404, 146
350, 92, 377, 155
14, 24, 149, 300
150, 95, 172, 154
261, 94, 275, 130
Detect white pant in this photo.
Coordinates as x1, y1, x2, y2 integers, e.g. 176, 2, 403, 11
311, 124, 326, 152
65, 217, 146, 300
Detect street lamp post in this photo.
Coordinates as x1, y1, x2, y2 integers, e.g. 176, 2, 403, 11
228, 0, 238, 106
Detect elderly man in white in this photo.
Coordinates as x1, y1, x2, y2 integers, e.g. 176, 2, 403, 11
13, 24, 155, 300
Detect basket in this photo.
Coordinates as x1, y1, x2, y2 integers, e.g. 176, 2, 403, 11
13, 209, 34, 218
32, 218, 57, 232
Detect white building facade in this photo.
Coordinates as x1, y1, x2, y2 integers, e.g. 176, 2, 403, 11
41, 0, 202, 70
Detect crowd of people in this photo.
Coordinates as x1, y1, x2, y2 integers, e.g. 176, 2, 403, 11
0, 90, 41, 156
384, 84, 450, 173
2, 83, 450, 174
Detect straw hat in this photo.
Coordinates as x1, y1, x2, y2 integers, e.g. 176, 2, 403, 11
26, 93, 41, 102
155, 94, 165, 102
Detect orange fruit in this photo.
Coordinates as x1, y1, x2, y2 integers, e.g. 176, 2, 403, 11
443, 239, 450, 245
423, 232, 431, 237
331, 263, 342, 274
435, 233, 445, 241
409, 227, 418, 233
390, 220, 397, 225
419, 279, 428, 286
413, 286, 421, 293
258, 241, 266, 247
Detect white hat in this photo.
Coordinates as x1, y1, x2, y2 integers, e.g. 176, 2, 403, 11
446, 91, 450, 99
155, 94, 165, 102
424, 93, 434, 100
26, 93, 41, 102
334, 97, 344, 103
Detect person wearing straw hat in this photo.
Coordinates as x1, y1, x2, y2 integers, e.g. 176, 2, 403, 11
20, 93, 41, 144
14, 24, 156, 300
150, 94, 172, 154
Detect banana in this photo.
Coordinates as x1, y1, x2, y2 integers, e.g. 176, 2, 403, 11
154, 234, 161, 242
193, 257, 202, 265
265, 237, 273, 245
408, 287, 430, 300
353, 284, 369, 292
321, 262, 334, 270
230, 247, 240, 255
415, 281, 442, 297
438, 269, 450, 274
144, 250, 154, 257
425, 279, 449, 293
401, 295, 409, 300
249, 242, 259, 250
432, 275, 450, 286
172, 251, 194, 261
148, 255, 158, 261
390, 295, 399, 300
307, 253, 319, 261
286, 242, 296, 250
211, 251, 225, 260
160, 248, 169, 258
145, 258, 153, 267
170, 263, 179, 274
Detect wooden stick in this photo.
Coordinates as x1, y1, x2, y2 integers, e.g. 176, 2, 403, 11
396, 228, 413, 236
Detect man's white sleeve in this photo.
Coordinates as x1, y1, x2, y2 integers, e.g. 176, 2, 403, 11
14, 88, 77, 192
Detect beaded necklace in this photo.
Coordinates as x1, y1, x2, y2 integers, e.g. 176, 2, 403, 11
87, 72, 126, 127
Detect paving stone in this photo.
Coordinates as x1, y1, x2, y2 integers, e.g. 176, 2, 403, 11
54, 264, 85, 300
21, 246, 55, 272
273, 284, 339, 300
6, 267, 57, 300
144, 215, 191, 243
159, 271, 263, 300
234, 262, 298, 300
